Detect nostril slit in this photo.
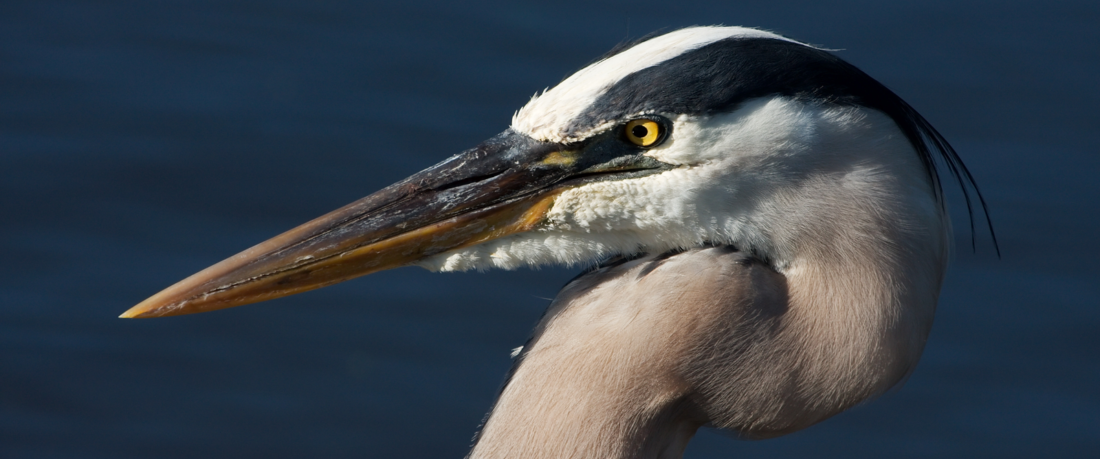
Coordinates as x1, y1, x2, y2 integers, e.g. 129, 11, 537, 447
432, 170, 508, 192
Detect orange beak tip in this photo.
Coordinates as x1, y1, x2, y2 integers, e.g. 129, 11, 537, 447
118, 301, 167, 319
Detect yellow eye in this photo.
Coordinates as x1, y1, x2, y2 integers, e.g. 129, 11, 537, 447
624, 119, 663, 147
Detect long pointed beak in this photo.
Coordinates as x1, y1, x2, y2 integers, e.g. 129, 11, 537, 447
122, 129, 670, 318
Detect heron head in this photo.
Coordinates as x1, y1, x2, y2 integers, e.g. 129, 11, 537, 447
123, 26, 956, 318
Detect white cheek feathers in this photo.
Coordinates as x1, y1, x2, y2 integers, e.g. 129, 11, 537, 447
417, 164, 714, 273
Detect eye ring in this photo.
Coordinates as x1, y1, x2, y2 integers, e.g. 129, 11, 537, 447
623, 118, 667, 148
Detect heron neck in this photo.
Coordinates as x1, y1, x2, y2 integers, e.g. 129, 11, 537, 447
467, 274, 707, 459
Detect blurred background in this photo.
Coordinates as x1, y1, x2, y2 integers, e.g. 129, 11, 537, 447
2, 1, 1097, 457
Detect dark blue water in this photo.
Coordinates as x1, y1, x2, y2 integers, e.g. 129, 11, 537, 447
3, 1, 1098, 457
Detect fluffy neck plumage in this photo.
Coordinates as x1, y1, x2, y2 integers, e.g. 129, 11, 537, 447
469, 207, 943, 458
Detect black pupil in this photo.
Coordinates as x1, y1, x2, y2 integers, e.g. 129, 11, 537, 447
631, 124, 649, 139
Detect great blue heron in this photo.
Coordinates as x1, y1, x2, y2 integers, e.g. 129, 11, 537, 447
123, 26, 993, 458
